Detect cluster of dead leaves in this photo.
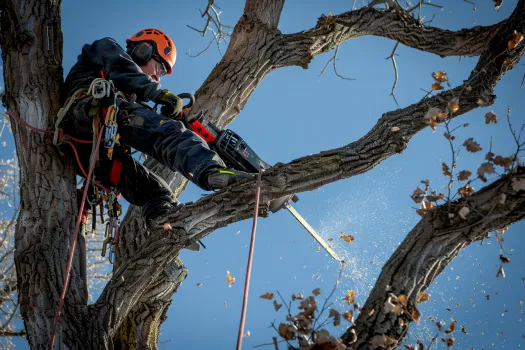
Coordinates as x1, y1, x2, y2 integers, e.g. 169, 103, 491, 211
262, 289, 352, 349
383, 293, 421, 325
411, 180, 444, 217
431, 71, 450, 91
424, 107, 448, 132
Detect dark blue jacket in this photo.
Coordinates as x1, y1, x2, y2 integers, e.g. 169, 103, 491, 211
64, 37, 161, 102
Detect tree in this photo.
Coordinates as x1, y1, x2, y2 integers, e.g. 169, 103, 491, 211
0, 0, 524, 349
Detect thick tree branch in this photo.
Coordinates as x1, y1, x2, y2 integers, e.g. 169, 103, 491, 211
278, 7, 503, 69
343, 166, 525, 349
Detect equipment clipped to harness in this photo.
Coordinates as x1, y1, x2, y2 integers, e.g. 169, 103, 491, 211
101, 190, 122, 263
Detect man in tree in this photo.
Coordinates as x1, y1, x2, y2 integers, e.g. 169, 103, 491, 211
61, 28, 248, 229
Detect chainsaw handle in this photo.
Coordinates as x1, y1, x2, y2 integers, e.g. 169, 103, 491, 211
177, 93, 195, 110
174, 93, 195, 127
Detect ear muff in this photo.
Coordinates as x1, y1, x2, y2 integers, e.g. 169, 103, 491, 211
130, 42, 154, 66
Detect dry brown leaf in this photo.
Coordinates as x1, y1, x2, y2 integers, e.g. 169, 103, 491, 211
412, 308, 420, 323
278, 323, 294, 340
485, 111, 498, 124
329, 309, 341, 326
226, 271, 235, 287
398, 294, 408, 307
444, 132, 455, 141
342, 310, 353, 323
345, 290, 356, 305
486, 151, 495, 160
463, 138, 482, 152
458, 184, 475, 197
431, 83, 444, 90
448, 97, 460, 112
417, 293, 431, 303
273, 300, 282, 311
292, 292, 304, 301
260, 292, 274, 300
424, 108, 447, 131
432, 70, 448, 83
477, 162, 495, 182
411, 187, 425, 203
500, 255, 511, 264
196, 283, 203, 287
458, 170, 472, 181
494, 155, 514, 171
442, 162, 452, 177
340, 233, 355, 244
298, 296, 317, 318
445, 320, 456, 333
461, 325, 468, 334
508, 31, 523, 49
312, 288, 322, 296
446, 337, 455, 347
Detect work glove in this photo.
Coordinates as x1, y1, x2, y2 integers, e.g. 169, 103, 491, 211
204, 168, 253, 190
154, 89, 183, 119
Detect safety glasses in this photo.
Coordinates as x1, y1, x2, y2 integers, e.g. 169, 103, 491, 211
153, 58, 168, 77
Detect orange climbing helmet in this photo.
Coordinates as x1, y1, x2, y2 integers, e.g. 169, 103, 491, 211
126, 28, 177, 74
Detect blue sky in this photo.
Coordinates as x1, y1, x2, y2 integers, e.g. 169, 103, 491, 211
2, 0, 525, 349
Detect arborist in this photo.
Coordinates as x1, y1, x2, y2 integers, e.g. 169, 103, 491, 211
60, 28, 249, 230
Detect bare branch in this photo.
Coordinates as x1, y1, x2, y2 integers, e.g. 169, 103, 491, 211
186, 1, 232, 57
386, 42, 400, 106
318, 44, 356, 80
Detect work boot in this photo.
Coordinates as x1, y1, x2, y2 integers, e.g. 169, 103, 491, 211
204, 168, 253, 190
143, 201, 202, 252
143, 200, 180, 230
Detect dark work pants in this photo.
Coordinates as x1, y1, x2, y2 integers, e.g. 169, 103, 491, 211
64, 96, 225, 222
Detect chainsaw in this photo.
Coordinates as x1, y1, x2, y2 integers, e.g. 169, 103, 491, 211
170, 94, 341, 262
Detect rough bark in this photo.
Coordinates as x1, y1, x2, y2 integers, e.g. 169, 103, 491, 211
344, 166, 525, 349
0, 0, 91, 348
1, 0, 524, 348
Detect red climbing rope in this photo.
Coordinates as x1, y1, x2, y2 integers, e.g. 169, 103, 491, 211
236, 168, 264, 350
48, 123, 105, 350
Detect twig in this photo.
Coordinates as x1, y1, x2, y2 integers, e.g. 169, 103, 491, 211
311, 264, 345, 331
0, 331, 25, 337
270, 322, 295, 349
253, 338, 286, 348
318, 45, 356, 80
407, 1, 443, 13
186, 1, 232, 57
276, 290, 292, 317
386, 42, 400, 106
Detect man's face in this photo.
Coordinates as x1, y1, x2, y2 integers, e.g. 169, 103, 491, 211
140, 58, 167, 82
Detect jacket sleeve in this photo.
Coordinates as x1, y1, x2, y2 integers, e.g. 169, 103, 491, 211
82, 37, 162, 102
